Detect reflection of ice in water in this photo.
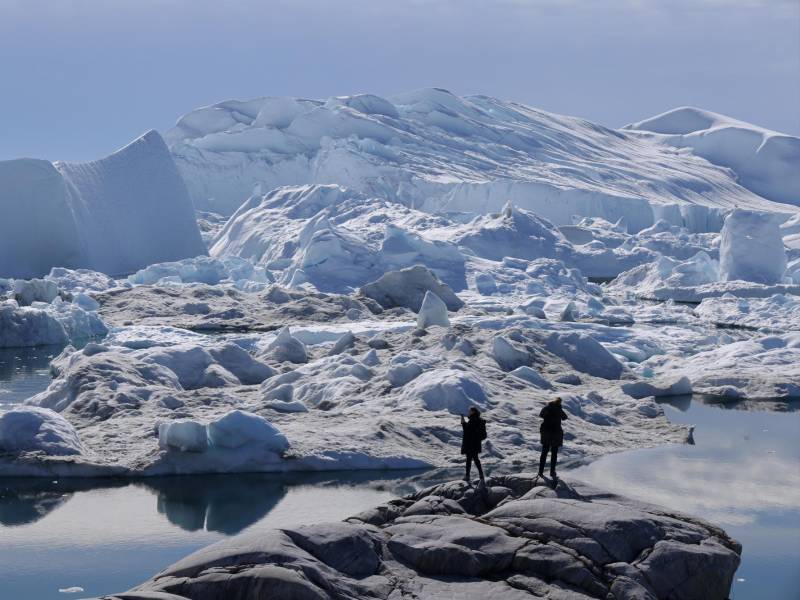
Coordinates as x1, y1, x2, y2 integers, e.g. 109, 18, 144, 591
0, 470, 445, 600
572, 397, 800, 600
0, 345, 62, 405
573, 398, 800, 526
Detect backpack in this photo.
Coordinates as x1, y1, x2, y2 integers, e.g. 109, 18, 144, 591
479, 419, 487, 441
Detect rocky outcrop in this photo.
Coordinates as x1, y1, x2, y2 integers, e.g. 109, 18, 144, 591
100, 475, 741, 600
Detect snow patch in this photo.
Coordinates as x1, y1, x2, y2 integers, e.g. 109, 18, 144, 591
0, 406, 84, 456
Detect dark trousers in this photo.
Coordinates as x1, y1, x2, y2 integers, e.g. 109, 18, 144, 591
538, 444, 558, 475
465, 452, 484, 480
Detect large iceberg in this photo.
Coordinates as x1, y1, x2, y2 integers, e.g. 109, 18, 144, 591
625, 106, 800, 207
167, 90, 794, 232
0, 131, 206, 279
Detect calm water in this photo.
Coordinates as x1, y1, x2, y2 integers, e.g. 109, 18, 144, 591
0, 345, 63, 405
0, 471, 443, 599
2, 348, 800, 599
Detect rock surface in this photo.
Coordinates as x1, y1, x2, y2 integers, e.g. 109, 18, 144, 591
99, 475, 741, 600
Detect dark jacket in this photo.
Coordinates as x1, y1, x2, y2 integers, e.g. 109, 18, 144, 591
461, 416, 486, 456
539, 403, 568, 448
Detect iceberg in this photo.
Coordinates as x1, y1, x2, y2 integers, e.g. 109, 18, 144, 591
0, 131, 206, 279
168, 90, 793, 235
719, 209, 787, 284
0, 298, 106, 348
625, 106, 800, 207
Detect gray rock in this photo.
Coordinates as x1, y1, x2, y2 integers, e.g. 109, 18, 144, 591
284, 522, 382, 577
513, 542, 606, 597
95, 476, 741, 600
635, 539, 740, 600
387, 514, 526, 576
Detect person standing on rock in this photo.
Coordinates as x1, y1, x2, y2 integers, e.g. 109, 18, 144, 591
538, 396, 568, 480
461, 406, 487, 485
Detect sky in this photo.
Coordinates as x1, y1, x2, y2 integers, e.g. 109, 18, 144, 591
1, 0, 798, 161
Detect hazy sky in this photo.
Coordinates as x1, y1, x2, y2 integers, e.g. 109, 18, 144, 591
1, 0, 798, 161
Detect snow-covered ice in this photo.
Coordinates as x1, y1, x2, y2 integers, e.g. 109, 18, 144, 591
625, 106, 800, 207
167, 90, 794, 234
2, 88, 799, 483
264, 326, 308, 364
2, 305, 699, 476
694, 294, 800, 331
206, 410, 289, 451
416, 291, 451, 329
158, 419, 208, 453
719, 209, 787, 284
360, 265, 463, 312
661, 334, 800, 400
13, 279, 59, 306
0, 406, 84, 456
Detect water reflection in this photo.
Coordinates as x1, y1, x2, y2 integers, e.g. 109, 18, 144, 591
0, 344, 62, 405
151, 475, 286, 534
0, 469, 446, 600
0, 469, 443, 531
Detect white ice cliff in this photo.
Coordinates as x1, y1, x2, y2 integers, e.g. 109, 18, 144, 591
0, 131, 206, 279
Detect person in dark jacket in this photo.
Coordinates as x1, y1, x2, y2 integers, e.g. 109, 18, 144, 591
538, 396, 568, 479
461, 406, 486, 484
